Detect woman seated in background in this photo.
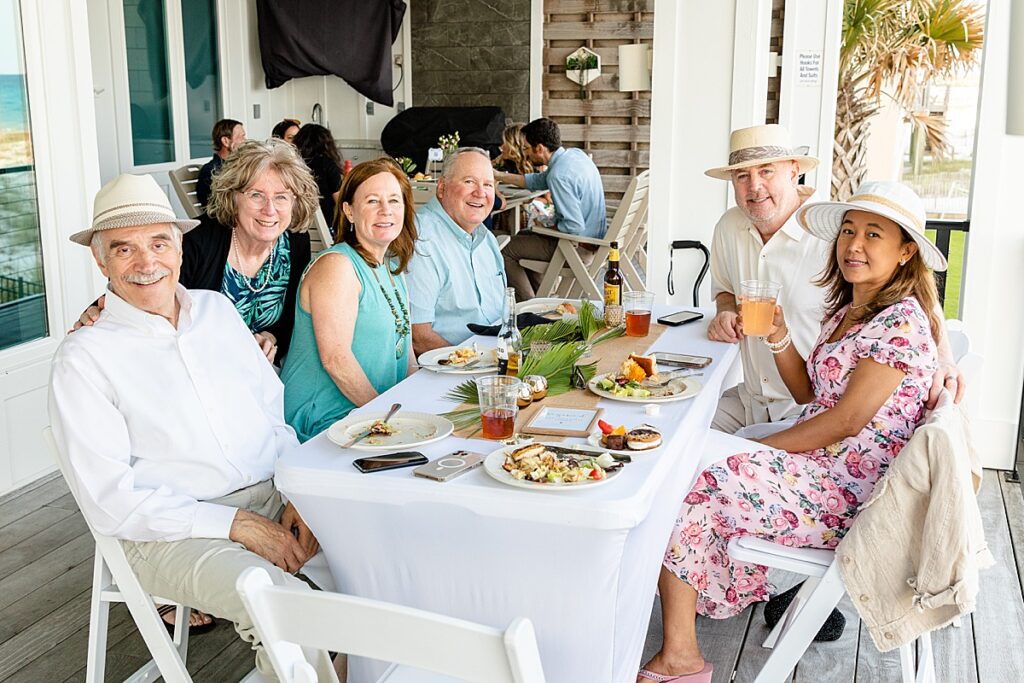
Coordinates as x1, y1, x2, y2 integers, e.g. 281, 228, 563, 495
75, 139, 318, 365
281, 159, 418, 442
293, 123, 344, 229
493, 122, 553, 231
271, 118, 300, 144
639, 182, 946, 683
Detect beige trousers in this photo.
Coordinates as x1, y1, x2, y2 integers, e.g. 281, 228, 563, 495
502, 232, 596, 301
122, 479, 338, 682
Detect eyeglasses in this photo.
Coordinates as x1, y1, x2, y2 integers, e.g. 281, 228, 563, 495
241, 190, 294, 210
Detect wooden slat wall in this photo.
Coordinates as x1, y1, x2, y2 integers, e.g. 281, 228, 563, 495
767, 0, 785, 124
542, 0, 654, 212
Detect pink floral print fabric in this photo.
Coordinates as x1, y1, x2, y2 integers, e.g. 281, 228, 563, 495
664, 297, 938, 618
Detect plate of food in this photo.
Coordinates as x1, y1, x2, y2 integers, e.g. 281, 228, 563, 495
515, 298, 584, 318
587, 420, 664, 452
587, 353, 702, 403
417, 344, 499, 374
484, 442, 626, 490
326, 411, 454, 451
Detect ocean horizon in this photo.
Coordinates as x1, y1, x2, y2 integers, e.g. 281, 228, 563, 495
0, 74, 29, 131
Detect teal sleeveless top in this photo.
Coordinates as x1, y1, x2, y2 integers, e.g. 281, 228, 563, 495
281, 242, 411, 442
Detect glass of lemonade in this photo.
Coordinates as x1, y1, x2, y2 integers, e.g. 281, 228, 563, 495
477, 376, 522, 439
623, 291, 655, 337
739, 280, 782, 337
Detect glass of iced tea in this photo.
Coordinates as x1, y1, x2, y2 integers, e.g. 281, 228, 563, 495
623, 291, 655, 337
739, 280, 782, 337
477, 375, 522, 439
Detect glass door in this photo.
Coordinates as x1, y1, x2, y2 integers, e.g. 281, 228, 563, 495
0, 0, 47, 352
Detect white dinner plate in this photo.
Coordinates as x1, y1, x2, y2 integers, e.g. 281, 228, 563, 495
586, 375, 702, 403
326, 412, 454, 451
483, 442, 622, 491
417, 345, 499, 374
515, 298, 586, 317
586, 429, 663, 453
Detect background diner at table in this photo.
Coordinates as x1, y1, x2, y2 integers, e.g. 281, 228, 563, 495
281, 158, 418, 442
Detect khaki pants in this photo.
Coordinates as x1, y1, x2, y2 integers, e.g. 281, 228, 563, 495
122, 480, 338, 682
502, 232, 596, 301
712, 385, 801, 435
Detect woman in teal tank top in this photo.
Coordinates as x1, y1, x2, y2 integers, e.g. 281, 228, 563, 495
281, 159, 419, 442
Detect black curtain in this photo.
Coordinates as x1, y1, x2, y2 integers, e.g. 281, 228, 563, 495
256, 0, 406, 106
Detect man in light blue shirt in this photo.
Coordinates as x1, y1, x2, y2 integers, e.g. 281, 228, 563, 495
495, 117, 606, 299
407, 148, 506, 355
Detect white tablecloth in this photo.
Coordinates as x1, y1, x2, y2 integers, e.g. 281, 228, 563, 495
276, 308, 739, 682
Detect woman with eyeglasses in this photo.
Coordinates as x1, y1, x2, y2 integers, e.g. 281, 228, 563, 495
72, 140, 319, 366
280, 158, 418, 442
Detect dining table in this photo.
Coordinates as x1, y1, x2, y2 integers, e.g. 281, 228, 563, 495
276, 307, 741, 682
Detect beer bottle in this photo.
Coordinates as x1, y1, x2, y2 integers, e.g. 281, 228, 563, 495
604, 241, 623, 307
496, 287, 522, 377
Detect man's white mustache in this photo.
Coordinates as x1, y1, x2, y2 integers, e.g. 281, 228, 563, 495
123, 269, 171, 285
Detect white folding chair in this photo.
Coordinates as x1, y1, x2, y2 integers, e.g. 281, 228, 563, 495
44, 427, 195, 683
237, 567, 547, 683
309, 209, 335, 254
727, 537, 934, 683
519, 170, 650, 300
170, 164, 204, 219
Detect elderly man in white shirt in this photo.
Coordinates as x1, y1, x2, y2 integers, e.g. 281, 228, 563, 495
704, 124, 964, 436
48, 174, 337, 682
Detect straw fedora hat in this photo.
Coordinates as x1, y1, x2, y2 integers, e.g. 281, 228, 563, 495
705, 124, 819, 180
796, 181, 947, 272
70, 173, 200, 246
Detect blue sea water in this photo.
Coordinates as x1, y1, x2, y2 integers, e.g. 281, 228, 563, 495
0, 74, 29, 131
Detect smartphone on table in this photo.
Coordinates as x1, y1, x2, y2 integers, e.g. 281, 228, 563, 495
657, 310, 704, 326
654, 352, 713, 369
352, 451, 428, 473
413, 451, 485, 482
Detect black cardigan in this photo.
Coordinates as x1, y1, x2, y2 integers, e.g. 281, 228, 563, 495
182, 214, 311, 357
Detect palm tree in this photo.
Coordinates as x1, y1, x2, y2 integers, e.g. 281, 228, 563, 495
832, 0, 985, 200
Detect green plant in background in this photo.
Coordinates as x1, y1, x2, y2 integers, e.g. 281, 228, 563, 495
438, 131, 460, 156
566, 52, 599, 99
393, 156, 416, 175
440, 300, 624, 431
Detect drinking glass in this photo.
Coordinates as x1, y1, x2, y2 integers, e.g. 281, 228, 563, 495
477, 376, 522, 439
739, 280, 782, 337
623, 291, 655, 337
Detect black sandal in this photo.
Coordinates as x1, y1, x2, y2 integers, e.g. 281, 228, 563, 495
157, 604, 217, 635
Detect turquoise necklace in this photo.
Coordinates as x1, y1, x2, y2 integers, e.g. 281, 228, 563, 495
371, 264, 410, 359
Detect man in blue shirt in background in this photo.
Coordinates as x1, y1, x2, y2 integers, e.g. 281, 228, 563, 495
407, 148, 506, 355
495, 117, 606, 300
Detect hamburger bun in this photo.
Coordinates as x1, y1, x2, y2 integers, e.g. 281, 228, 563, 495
626, 427, 662, 450
629, 353, 656, 377
556, 302, 578, 315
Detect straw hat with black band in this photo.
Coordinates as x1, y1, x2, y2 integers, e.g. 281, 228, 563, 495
70, 173, 200, 247
796, 180, 947, 272
705, 124, 819, 181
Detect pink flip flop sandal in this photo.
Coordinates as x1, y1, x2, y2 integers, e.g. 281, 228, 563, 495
637, 663, 714, 682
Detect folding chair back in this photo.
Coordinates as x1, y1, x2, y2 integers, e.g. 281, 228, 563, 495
43, 427, 193, 683
604, 170, 650, 249
310, 210, 335, 254
237, 567, 547, 683
170, 165, 204, 219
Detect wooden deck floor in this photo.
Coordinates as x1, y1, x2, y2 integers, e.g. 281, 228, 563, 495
1, 470, 1022, 682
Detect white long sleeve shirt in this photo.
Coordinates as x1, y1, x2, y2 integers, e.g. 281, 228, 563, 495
709, 186, 830, 422
48, 286, 298, 542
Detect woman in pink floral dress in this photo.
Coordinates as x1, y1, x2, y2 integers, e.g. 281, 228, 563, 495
639, 182, 949, 683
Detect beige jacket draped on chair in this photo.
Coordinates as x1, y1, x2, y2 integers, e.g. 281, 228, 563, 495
836, 390, 995, 651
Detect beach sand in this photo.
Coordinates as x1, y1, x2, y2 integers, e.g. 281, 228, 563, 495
0, 130, 33, 169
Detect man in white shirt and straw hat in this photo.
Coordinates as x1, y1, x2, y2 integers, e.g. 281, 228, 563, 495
48, 173, 338, 682
703, 124, 963, 436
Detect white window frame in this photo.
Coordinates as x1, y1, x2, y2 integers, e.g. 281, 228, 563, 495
106, 0, 224, 173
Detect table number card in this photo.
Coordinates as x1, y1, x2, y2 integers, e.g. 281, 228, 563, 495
522, 406, 603, 437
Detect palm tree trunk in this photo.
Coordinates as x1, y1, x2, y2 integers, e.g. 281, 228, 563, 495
832, 79, 877, 201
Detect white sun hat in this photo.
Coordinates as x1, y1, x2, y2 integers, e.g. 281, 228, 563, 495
796, 180, 947, 272
70, 173, 200, 246
704, 124, 819, 180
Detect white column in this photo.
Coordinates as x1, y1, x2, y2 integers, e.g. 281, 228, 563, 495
961, 0, 1023, 469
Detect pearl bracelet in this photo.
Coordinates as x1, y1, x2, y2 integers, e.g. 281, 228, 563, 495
762, 329, 792, 354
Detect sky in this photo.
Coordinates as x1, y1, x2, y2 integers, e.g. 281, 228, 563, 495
1, 0, 23, 75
